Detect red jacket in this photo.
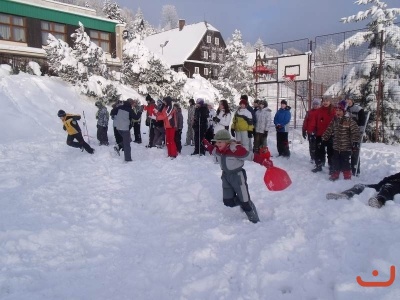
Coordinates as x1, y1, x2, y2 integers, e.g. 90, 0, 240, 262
315, 105, 335, 136
156, 106, 177, 129
302, 108, 318, 134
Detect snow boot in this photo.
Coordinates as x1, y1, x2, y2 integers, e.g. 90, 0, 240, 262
343, 170, 352, 180
241, 200, 260, 223
114, 145, 120, 156
312, 165, 322, 173
368, 196, 384, 208
329, 171, 340, 181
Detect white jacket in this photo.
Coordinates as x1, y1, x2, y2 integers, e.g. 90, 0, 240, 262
255, 107, 272, 133
213, 110, 232, 132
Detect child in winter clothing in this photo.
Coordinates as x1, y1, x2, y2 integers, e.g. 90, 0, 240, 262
213, 99, 232, 134
322, 100, 360, 181
327, 172, 400, 208
185, 98, 196, 146
302, 98, 321, 162
273, 100, 291, 157
231, 99, 254, 151
174, 103, 183, 153
57, 109, 94, 154
254, 100, 272, 153
202, 129, 273, 223
95, 101, 109, 146
131, 99, 143, 144
144, 95, 156, 148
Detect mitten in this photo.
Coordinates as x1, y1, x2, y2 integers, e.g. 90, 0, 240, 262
248, 131, 253, 138
230, 129, 235, 137
352, 142, 360, 151
302, 130, 307, 139
202, 138, 213, 154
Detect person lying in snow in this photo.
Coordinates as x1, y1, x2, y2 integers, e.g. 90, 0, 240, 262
202, 129, 273, 223
326, 172, 400, 208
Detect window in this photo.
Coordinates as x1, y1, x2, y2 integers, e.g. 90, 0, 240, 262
89, 30, 110, 53
194, 67, 199, 74
41, 21, 66, 45
211, 53, 216, 61
203, 51, 208, 59
178, 67, 183, 72
0, 13, 26, 42
213, 68, 218, 77
215, 37, 219, 45
219, 54, 224, 61
204, 68, 209, 76
206, 35, 211, 43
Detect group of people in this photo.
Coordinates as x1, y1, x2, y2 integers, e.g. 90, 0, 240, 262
57, 93, 398, 221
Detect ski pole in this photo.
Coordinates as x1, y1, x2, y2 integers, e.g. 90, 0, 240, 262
83, 110, 90, 145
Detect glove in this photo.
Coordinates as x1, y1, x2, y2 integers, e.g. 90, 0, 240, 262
202, 138, 213, 154
352, 142, 360, 151
275, 124, 282, 131
248, 131, 253, 138
212, 116, 220, 123
262, 159, 274, 169
231, 129, 235, 137
302, 130, 307, 139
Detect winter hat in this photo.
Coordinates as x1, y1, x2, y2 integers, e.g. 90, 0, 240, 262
312, 98, 321, 107
163, 96, 173, 106
127, 98, 134, 104
189, 98, 195, 105
95, 100, 103, 107
212, 129, 232, 142
240, 95, 248, 102
260, 100, 268, 107
57, 109, 66, 117
145, 94, 152, 102
281, 100, 287, 105
239, 99, 247, 106
196, 98, 204, 105
336, 100, 347, 111
156, 99, 163, 106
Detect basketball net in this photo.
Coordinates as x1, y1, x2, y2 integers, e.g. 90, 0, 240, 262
283, 74, 296, 92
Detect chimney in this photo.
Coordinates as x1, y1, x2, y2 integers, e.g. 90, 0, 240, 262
179, 19, 185, 31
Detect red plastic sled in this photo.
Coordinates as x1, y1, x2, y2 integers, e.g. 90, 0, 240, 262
264, 166, 292, 191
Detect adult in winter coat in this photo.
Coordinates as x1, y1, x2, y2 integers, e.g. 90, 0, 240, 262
174, 103, 184, 154
273, 100, 291, 157
191, 98, 209, 156
213, 99, 232, 134
155, 96, 178, 158
327, 172, 400, 208
322, 100, 360, 181
302, 98, 321, 162
111, 99, 135, 162
57, 110, 94, 154
254, 100, 272, 153
95, 101, 109, 146
131, 99, 143, 144
202, 129, 273, 224
231, 99, 254, 151
312, 95, 336, 173
185, 98, 196, 146
144, 95, 156, 148
345, 94, 367, 176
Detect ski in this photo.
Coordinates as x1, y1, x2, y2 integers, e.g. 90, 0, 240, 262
352, 111, 370, 176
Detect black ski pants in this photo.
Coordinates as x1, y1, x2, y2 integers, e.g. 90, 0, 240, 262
97, 125, 108, 145
66, 132, 93, 154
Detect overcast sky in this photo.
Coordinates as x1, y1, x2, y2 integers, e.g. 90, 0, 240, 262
118, 0, 399, 44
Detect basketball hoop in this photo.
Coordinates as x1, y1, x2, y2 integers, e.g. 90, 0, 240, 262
283, 74, 297, 83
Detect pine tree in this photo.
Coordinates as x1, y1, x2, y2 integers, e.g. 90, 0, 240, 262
71, 22, 107, 78
102, 0, 125, 23
254, 38, 265, 52
161, 5, 179, 30
217, 30, 255, 101
332, 0, 400, 142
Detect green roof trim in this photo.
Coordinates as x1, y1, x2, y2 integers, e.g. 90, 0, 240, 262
1, 0, 118, 32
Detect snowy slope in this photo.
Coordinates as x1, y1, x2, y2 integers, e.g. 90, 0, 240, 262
0, 71, 400, 300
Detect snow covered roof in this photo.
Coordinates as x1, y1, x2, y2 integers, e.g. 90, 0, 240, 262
144, 22, 219, 67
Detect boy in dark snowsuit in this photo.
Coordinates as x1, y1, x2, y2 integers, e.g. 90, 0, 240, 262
174, 103, 183, 154
95, 101, 109, 146
57, 110, 94, 154
326, 172, 400, 208
202, 129, 273, 223
131, 99, 143, 144
191, 98, 209, 156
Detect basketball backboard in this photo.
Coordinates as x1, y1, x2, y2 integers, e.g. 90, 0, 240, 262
277, 54, 309, 82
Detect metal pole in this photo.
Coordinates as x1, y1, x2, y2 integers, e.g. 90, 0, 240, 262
308, 40, 313, 110
294, 81, 297, 129
375, 30, 384, 142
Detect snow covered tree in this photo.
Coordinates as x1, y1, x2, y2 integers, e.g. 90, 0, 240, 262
330, 0, 400, 142
102, 0, 125, 23
161, 5, 179, 31
254, 38, 265, 52
71, 22, 108, 78
215, 29, 255, 103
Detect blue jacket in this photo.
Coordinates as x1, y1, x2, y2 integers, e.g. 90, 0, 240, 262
274, 106, 291, 132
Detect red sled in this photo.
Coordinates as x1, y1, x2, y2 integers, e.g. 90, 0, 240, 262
264, 166, 292, 191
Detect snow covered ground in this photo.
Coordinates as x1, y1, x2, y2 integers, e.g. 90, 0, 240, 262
1, 70, 400, 300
